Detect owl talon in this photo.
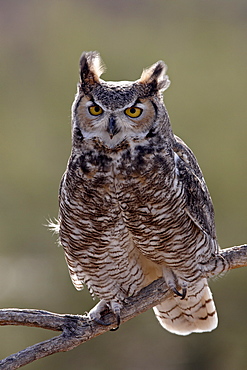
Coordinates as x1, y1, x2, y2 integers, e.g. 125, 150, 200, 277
171, 286, 187, 299
88, 299, 122, 330
88, 299, 111, 326
163, 267, 187, 300
109, 301, 121, 331
110, 317, 120, 331
172, 287, 183, 298
110, 312, 121, 331
92, 316, 111, 327
181, 287, 187, 300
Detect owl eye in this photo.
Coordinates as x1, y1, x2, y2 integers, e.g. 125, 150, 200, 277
125, 107, 143, 118
88, 105, 103, 116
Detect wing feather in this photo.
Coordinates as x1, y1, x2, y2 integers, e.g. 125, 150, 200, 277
173, 135, 217, 240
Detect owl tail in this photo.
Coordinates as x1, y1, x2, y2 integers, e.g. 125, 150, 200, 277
153, 278, 218, 335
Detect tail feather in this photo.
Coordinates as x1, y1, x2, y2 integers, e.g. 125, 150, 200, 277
153, 278, 217, 335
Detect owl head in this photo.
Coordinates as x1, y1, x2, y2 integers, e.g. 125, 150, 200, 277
72, 51, 171, 149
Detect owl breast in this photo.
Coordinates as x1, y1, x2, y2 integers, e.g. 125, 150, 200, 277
59, 136, 213, 301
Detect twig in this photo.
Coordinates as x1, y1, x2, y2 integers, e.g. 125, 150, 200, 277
0, 244, 246, 369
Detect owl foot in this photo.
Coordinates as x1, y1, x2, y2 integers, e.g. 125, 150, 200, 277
108, 301, 121, 331
162, 267, 187, 300
88, 300, 110, 326
88, 299, 121, 331
171, 286, 187, 300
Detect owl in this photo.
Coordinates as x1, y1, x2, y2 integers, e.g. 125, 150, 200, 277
57, 51, 219, 335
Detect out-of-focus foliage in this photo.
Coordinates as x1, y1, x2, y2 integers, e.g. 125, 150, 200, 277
0, 1, 247, 369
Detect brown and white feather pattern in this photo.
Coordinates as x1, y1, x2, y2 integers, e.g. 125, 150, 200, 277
58, 51, 219, 335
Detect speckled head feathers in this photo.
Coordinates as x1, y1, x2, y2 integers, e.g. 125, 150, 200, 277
78, 51, 170, 110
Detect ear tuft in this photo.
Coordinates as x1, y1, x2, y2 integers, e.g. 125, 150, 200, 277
139, 60, 170, 92
79, 51, 105, 85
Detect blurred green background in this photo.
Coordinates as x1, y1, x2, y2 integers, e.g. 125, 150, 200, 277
0, 0, 247, 369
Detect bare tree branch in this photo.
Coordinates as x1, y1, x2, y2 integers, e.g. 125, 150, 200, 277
0, 244, 247, 370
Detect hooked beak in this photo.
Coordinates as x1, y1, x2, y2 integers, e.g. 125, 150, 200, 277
107, 116, 120, 139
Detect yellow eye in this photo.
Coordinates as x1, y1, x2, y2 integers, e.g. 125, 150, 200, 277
88, 105, 103, 116
125, 107, 143, 118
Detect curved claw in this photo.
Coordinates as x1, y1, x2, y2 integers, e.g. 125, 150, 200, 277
181, 287, 187, 300
92, 316, 111, 327
172, 287, 187, 300
88, 300, 112, 327
172, 287, 183, 298
88, 299, 122, 331
162, 267, 188, 301
110, 311, 121, 331
110, 325, 119, 331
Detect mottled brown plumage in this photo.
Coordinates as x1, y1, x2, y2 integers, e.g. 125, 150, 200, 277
57, 51, 219, 335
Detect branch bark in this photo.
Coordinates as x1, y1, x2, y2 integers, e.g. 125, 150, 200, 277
0, 244, 247, 370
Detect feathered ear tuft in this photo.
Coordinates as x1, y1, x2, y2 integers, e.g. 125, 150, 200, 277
79, 51, 105, 86
139, 61, 170, 92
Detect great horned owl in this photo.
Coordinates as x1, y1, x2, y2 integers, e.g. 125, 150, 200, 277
57, 51, 219, 335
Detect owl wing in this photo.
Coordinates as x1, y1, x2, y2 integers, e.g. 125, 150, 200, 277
173, 135, 217, 240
